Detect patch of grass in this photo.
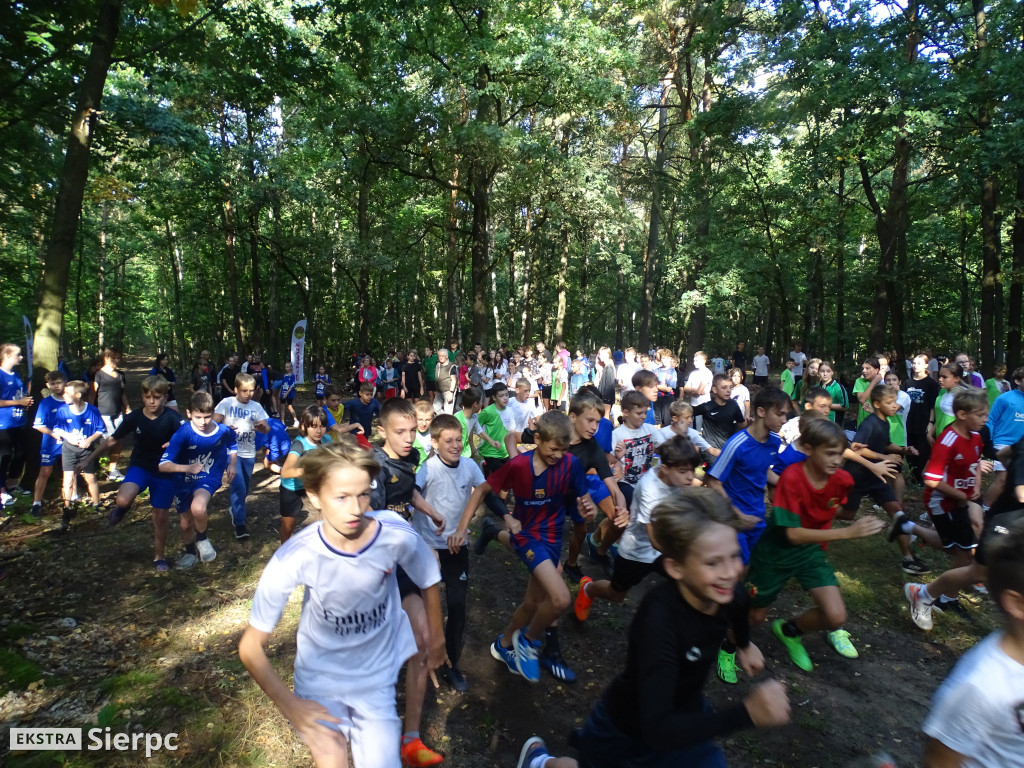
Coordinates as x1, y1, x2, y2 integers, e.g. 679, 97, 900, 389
0, 646, 44, 691
152, 684, 205, 712
8, 751, 68, 768
97, 668, 161, 698
0, 620, 37, 641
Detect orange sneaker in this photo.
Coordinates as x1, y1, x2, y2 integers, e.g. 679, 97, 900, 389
574, 576, 593, 622
401, 736, 443, 767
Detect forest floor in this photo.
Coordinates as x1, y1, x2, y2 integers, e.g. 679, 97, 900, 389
0, 358, 1000, 768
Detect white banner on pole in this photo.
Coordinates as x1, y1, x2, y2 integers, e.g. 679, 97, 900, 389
290, 319, 307, 384
22, 315, 33, 381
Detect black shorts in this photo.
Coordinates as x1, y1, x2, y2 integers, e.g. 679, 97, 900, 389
975, 508, 1024, 566
62, 443, 100, 473
541, 385, 552, 399
483, 456, 508, 478
396, 565, 421, 599
599, 391, 615, 406
281, 395, 295, 404
610, 554, 667, 593
279, 486, 306, 518
929, 504, 977, 550
843, 476, 897, 511
753, 375, 768, 387
425, 380, 437, 393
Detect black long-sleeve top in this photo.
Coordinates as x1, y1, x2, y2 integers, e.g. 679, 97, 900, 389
603, 580, 754, 752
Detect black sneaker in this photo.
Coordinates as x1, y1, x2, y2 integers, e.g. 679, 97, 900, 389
60, 506, 75, 531
443, 665, 469, 692
474, 517, 499, 555
901, 556, 931, 575
108, 506, 127, 526
30, 502, 43, 518
888, 512, 909, 542
562, 561, 584, 582
936, 598, 975, 623
235, 524, 250, 541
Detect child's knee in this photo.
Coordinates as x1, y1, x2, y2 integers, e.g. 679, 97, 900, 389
550, 584, 572, 613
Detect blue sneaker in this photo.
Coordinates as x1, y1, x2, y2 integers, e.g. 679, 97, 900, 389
517, 736, 549, 768
513, 629, 542, 682
490, 635, 519, 676
540, 652, 577, 683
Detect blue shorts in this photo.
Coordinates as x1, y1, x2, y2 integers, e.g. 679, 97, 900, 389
738, 522, 766, 565
176, 477, 222, 512
40, 446, 62, 467
123, 465, 177, 509
511, 535, 561, 573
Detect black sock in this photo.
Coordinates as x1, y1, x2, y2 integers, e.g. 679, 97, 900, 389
544, 626, 561, 657
185, 543, 198, 555
196, 531, 208, 541
782, 620, 801, 638
721, 639, 736, 654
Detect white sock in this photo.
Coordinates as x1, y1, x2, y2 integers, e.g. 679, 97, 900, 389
530, 754, 551, 768
939, 594, 957, 604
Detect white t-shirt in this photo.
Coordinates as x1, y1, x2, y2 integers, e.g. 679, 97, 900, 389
789, 350, 807, 377
617, 362, 640, 392
778, 416, 802, 447
753, 355, 770, 377
653, 424, 711, 452
922, 632, 1024, 768
248, 513, 440, 698
896, 389, 911, 443
710, 357, 726, 375
731, 383, 750, 416
685, 367, 714, 407
414, 455, 486, 546
505, 398, 532, 433
611, 423, 659, 486
214, 397, 269, 459
617, 469, 677, 564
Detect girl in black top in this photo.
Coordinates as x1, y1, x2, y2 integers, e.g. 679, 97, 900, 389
518, 489, 790, 768
149, 354, 177, 407
93, 348, 130, 480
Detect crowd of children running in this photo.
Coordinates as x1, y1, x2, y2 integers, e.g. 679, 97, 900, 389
1, 337, 1022, 768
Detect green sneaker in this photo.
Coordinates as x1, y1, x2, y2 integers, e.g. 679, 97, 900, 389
826, 629, 859, 659
772, 619, 813, 671
716, 648, 738, 684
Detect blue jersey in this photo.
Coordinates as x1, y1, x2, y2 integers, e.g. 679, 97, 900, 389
486, 450, 587, 546
344, 397, 381, 435
771, 442, 807, 476
279, 373, 296, 399
0, 369, 27, 428
708, 428, 781, 520
52, 403, 105, 444
33, 395, 66, 455
987, 389, 1024, 447
595, 417, 614, 454
160, 422, 238, 488
314, 374, 331, 398
256, 418, 292, 463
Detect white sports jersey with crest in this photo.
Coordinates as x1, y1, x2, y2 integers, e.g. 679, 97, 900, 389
248, 511, 440, 698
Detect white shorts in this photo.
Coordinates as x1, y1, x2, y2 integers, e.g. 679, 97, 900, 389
297, 684, 401, 768
993, 444, 1008, 473
101, 413, 124, 434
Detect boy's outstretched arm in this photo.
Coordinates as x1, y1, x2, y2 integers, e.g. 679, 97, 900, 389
238, 626, 341, 739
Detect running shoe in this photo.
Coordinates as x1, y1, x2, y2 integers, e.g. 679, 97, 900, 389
517, 737, 549, 768
574, 576, 593, 622
153, 559, 170, 573
107, 467, 125, 482
175, 552, 199, 570
900, 556, 931, 575
108, 506, 127, 526
517, 736, 549, 768
29, 502, 43, 518
826, 629, 859, 658
474, 517, 500, 555
888, 511, 910, 542
399, 736, 443, 767
772, 619, 813, 671
936, 598, 975, 623
9, 485, 31, 496
904, 583, 933, 630
540, 652, 576, 683
562, 561, 584, 582
443, 665, 468, 692
196, 538, 217, 563
513, 629, 542, 682
490, 635, 519, 676
717, 648, 738, 684
0, 491, 14, 508
234, 524, 250, 541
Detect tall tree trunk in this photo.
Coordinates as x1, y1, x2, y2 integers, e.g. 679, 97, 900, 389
33, 0, 122, 385
97, 202, 109, 350
1008, 165, 1024, 370
446, 162, 460, 343
165, 220, 186, 368
554, 223, 570, 343
221, 199, 245, 352
638, 71, 673, 353
356, 163, 372, 352
835, 164, 847, 366
973, 0, 1000, 373
248, 208, 264, 352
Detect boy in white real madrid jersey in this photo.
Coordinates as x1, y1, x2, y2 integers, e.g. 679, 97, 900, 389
239, 439, 446, 768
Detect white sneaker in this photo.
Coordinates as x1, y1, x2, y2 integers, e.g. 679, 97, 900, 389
107, 468, 125, 482
292, 420, 300, 428
175, 552, 199, 570
0, 491, 13, 508
905, 583, 933, 631
195, 538, 217, 563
